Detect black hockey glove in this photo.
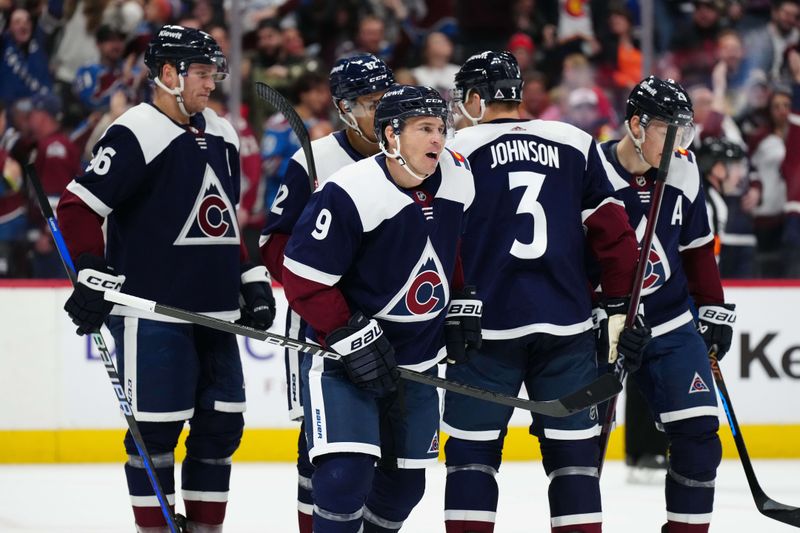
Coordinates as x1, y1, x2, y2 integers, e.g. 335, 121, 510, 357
617, 315, 652, 373
444, 285, 482, 364
237, 263, 276, 330
326, 312, 399, 398
64, 254, 125, 335
697, 303, 736, 360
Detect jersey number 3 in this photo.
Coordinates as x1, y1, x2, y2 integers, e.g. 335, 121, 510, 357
509, 171, 547, 259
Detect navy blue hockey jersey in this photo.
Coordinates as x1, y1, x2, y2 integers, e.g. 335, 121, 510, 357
64, 103, 243, 319
448, 118, 638, 340
260, 130, 365, 247
598, 140, 715, 335
283, 150, 475, 370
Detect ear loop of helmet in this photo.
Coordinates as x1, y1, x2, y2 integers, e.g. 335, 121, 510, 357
625, 112, 650, 166
337, 98, 378, 144
379, 122, 429, 182
456, 88, 486, 126
154, 65, 192, 117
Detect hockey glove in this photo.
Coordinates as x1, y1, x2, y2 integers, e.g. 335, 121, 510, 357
64, 254, 125, 335
237, 263, 276, 330
444, 285, 482, 364
326, 312, 400, 398
617, 315, 652, 373
592, 305, 610, 365
697, 303, 736, 360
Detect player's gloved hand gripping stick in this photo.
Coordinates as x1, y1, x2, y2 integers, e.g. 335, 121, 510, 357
26, 165, 184, 533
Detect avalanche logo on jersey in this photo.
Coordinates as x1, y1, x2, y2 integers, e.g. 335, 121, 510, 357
688, 372, 710, 394
635, 216, 671, 294
174, 164, 240, 245
428, 432, 440, 454
375, 239, 449, 323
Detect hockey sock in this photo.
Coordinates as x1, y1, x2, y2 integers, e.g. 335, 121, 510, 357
663, 417, 721, 533
363, 467, 426, 532
444, 436, 503, 533
540, 437, 602, 533
182, 410, 244, 531
124, 421, 183, 529
313, 453, 375, 533
297, 424, 314, 533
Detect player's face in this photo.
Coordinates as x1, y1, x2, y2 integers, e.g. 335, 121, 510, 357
395, 115, 446, 176
639, 118, 694, 167
347, 91, 386, 142
182, 64, 223, 114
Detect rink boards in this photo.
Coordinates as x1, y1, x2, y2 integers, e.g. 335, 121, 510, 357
1, 281, 798, 463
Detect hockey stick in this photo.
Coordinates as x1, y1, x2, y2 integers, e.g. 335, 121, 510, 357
255, 81, 317, 190
101, 289, 621, 417
597, 121, 680, 475
709, 347, 800, 527
25, 165, 182, 533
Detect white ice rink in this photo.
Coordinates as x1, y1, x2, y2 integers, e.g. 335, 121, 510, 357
1, 460, 798, 532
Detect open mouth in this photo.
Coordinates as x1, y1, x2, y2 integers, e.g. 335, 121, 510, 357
425, 152, 438, 160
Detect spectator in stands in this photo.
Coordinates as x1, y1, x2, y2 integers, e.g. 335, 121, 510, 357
670, 0, 725, 87
750, 85, 792, 277
411, 31, 460, 100
520, 70, 553, 119
744, 0, 799, 82
336, 14, 394, 64
780, 48, 800, 276
565, 86, 614, 141
0, 101, 27, 278
599, 5, 642, 105
506, 32, 536, 72
260, 71, 330, 214
0, 8, 52, 107
73, 25, 143, 113
689, 84, 747, 146
28, 93, 80, 278
714, 29, 764, 116
735, 70, 773, 147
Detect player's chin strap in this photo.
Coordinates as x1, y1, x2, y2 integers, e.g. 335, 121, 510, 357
338, 104, 378, 145
154, 75, 192, 118
456, 90, 486, 126
379, 134, 428, 182
624, 119, 650, 166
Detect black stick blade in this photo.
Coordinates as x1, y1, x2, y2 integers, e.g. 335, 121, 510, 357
559, 373, 623, 413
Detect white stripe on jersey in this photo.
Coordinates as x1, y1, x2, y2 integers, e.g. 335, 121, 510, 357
284, 255, 342, 286
448, 119, 594, 167
290, 133, 360, 184
67, 180, 113, 216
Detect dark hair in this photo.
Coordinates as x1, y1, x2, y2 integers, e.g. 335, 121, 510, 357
291, 71, 328, 104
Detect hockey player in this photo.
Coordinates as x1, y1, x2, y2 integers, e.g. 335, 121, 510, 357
442, 51, 650, 533
259, 53, 395, 532
56, 25, 275, 532
595, 76, 736, 532
281, 84, 477, 532
697, 136, 757, 278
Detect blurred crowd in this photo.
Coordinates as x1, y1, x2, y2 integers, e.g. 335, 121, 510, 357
0, 0, 798, 279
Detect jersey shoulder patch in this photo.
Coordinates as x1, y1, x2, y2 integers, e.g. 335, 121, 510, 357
202, 108, 239, 150
665, 149, 701, 202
